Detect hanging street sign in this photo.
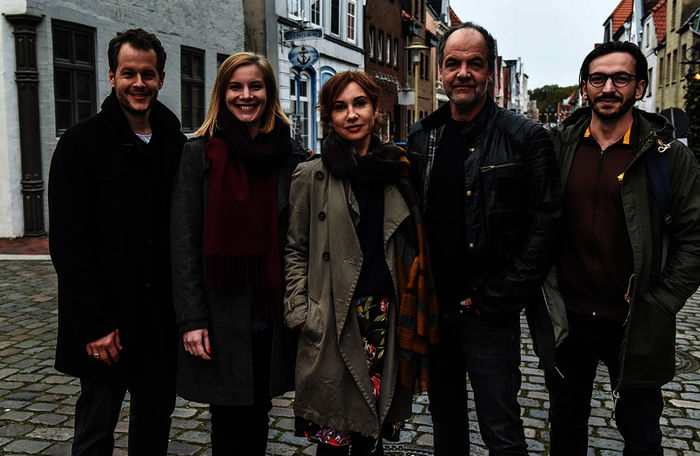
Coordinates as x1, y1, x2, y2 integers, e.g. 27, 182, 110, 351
284, 28, 323, 41
288, 45, 319, 69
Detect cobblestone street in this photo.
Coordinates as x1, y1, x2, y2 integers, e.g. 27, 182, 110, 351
0, 259, 698, 455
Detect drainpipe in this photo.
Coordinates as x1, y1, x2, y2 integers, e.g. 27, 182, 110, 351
4, 13, 45, 237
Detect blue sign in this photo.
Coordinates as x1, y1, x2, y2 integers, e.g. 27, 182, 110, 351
288, 45, 319, 69
284, 29, 323, 41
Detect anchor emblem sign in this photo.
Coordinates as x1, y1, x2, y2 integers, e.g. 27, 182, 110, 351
289, 45, 319, 69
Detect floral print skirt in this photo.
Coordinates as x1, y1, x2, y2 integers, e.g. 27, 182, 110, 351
297, 296, 401, 446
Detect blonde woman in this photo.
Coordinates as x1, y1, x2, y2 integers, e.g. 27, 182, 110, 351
171, 52, 306, 454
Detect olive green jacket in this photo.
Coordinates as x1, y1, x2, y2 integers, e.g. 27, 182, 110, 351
284, 157, 413, 437
545, 107, 700, 390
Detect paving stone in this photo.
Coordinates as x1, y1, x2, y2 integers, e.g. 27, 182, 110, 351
0, 410, 33, 421
3, 439, 51, 453
0, 423, 35, 437
26, 426, 73, 441
178, 430, 210, 444
30, 413, 68, 425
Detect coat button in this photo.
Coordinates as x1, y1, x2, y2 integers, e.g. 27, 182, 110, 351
468, 242, 475, 248
315, 171, 325, 180
322, 252, 330, 261
469, 147, 475, 152
318, 211, 326, 220
466, 190, 472, 197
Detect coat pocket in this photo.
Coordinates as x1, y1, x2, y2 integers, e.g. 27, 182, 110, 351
623, 291, 676, 385
301, 293, 324, 345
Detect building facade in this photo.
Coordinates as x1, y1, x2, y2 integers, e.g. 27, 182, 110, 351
0, 0, 244, 238
365, 0, 405, 142
655, 0, 700, 111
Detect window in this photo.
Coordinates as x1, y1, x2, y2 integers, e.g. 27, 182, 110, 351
419, 53, 424, 79
289, 0, 301, 18
330, 0, 340, 35
181, 46, 205, 132
290, 72, 311, 148
672, 49, 678, 83
378, 31, 384, 63
666, 52, 671, 85
393, 38, 398, 67
671, 0, 677, 30
386, 34, 391, 65
682, 44, 688, 80
658, 57, 664, 87
347, 0, 356, 42
369, 27, 375, 59
647, 69, 653, 97
52, 20, 96, 134
645, 23, 650, 48
217, 53, 229, 69
310, 0, 321, 26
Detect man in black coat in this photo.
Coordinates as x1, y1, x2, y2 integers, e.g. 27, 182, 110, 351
48, 28, 186, 455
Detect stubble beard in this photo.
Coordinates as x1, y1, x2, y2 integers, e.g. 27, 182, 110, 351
590, 95, 635, 121
117, 89, 157, 118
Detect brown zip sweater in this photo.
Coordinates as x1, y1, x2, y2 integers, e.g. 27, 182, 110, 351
557, 119, 638, 322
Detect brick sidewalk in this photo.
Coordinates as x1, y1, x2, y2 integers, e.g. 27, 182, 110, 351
0, 260, 698, 455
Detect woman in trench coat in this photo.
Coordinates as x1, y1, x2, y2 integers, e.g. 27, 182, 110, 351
284, 71, 439, 456
171, 52, 305, 455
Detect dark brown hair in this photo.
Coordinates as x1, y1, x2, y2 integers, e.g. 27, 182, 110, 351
318, 71, 383, 135
108, 28, 166, 74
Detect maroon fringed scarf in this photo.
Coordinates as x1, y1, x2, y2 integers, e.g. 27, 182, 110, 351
204, 108, 290, 321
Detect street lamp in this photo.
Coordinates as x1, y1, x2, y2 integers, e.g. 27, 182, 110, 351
406, 43, 429, 123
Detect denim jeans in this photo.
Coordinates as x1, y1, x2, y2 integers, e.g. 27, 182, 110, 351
545, 311, 664, 456
428, 310, 528, 456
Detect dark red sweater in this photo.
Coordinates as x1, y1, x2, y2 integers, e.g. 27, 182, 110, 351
557, 121, 638, 322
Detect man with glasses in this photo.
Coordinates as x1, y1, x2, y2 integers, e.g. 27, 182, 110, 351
545, 41, 700, 454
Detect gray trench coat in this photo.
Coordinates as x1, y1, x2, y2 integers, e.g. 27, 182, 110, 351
284, 157, 413, 438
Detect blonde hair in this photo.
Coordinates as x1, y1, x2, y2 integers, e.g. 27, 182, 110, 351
195, 52, 290, 137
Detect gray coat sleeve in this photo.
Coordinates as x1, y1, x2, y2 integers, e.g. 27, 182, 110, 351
171, 139, 210, 333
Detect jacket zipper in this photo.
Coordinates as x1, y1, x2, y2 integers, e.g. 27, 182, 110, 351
479, 162, 522, 173
611, 132, 657, 415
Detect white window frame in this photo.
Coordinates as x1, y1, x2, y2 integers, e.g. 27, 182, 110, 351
346, 0, 356, 43
310, 0, 321, 26
369, 26, 375, 59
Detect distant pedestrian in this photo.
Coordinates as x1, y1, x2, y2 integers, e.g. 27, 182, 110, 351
285, 71, 439, 456
170, 52, 304, 455
406, 22, 561, 455
49, 28, 186, 455
545, 41, 700, 455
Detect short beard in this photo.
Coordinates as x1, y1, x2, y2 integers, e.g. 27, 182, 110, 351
591, 95, 635, 120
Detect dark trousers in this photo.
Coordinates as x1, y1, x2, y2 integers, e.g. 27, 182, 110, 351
72, 374, 175, 456
545, 312, 664, 456
209, 329, 273, 456
428, 311, 528, 456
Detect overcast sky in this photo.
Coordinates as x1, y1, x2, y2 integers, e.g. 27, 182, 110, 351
450, 0, 620, 90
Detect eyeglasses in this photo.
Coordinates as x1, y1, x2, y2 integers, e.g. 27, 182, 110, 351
587, 72, 636, 88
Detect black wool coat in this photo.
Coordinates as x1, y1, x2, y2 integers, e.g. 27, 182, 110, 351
49, 91, 186, 380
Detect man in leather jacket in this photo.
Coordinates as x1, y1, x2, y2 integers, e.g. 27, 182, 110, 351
49, 29, 185, 455
406, 22, 561, 456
